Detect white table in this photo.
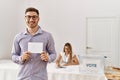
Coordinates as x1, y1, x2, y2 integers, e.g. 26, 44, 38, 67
0, 60, 107, 80
47, 63, 107, 80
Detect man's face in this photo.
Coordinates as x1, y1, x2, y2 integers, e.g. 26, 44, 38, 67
25, 11, 39, 29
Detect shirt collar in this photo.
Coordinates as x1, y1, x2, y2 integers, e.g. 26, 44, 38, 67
23, 26, 42, 35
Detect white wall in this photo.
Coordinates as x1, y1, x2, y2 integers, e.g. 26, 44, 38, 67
1, 0, 120, 60
0, 0, 18, 59
16, 0, 120, 55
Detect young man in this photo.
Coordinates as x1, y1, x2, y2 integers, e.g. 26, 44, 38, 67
11, 7, 56, 80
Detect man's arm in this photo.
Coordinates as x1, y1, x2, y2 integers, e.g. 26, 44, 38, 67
46, 33, 57, 63
11, 35, 24, 65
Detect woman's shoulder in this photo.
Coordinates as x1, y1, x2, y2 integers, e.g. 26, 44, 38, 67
60, 52, 65, 55
72, 53, 76, 56
72, 53, 79, 59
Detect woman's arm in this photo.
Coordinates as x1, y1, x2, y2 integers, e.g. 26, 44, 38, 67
63, 55, 79, 66
55, 54, 62, 67
72, 55, 79, 65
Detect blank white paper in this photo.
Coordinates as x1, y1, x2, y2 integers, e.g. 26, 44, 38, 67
28, 42, 43, 53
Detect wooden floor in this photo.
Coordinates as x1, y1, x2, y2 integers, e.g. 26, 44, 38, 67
105, 66, 120, 80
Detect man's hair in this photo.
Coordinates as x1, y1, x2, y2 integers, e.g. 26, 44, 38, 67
25, 7, 39, 15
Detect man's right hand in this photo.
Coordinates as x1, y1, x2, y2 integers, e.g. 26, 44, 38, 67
21, 51, 30, 62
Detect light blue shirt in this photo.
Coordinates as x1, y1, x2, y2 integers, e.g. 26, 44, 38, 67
11, 27, 57, 80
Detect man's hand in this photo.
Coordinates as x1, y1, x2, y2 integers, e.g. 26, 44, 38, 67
21, 51, 30, 62
40, 51, 48, 62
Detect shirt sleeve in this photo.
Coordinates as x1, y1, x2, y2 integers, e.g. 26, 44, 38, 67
47, 33, 57, 63
11, 35, 24, 65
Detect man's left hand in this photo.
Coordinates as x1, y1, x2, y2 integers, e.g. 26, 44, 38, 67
40, 51, 48, 62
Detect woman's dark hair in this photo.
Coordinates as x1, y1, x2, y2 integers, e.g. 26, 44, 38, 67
63, 42, 72, 62
63, 43, 72, 53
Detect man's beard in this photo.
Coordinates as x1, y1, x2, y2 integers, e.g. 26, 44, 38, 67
29, 23, 37, 29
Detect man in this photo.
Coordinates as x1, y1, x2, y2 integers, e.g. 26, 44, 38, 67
11, 7, 57, 80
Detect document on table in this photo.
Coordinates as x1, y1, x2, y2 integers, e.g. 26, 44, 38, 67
28, 42, 43, 53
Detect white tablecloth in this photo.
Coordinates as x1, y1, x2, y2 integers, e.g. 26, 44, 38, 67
0, 60, 107, 80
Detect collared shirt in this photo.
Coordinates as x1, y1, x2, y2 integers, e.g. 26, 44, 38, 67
11, 27, 57, 80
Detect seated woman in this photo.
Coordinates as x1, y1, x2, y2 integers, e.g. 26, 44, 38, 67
55, 42, 79, 67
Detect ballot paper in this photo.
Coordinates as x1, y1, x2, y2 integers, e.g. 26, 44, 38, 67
28, 42, 43, 53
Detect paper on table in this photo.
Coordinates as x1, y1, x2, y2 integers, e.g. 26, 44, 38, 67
28, 42, 43, 53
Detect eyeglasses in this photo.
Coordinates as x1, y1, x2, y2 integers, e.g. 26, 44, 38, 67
25, 15, 39, 20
